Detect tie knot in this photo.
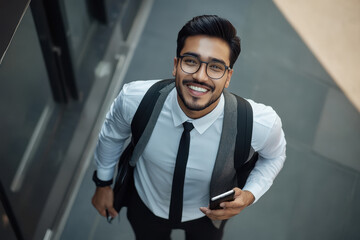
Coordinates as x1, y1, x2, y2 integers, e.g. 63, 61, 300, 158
183, 122, 194, 132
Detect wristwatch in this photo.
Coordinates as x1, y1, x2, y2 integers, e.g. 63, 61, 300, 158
92, 170, 113, 187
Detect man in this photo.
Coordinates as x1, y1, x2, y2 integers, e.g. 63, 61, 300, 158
92, 15, 286, 239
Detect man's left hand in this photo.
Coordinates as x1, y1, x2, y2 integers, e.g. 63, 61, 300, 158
199, 188, 255, 220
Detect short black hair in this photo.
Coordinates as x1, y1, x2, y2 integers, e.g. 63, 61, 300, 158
176, 15, 241, 68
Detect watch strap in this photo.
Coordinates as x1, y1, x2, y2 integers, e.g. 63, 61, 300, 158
92, 170, 113, 187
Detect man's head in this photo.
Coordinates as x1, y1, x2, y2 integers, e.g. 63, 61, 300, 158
173, 15, 241, 119
176, 15, 241, 69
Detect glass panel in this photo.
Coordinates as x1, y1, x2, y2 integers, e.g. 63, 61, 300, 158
61, 0, 92, 65
0, 8, 52, 240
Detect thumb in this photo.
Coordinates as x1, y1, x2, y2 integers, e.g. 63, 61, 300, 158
233, 187, 242, 197
107, 206, 118, 218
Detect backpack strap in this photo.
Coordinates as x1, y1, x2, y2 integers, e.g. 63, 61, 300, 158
113, 79, 174, 212
131, 79, 175, 145
116, 79, 174, 170
234, 95, 258, 188
234, 96, 253, 168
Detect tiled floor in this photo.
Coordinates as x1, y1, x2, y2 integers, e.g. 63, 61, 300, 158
273, 0, 360, 112
60, 0, 360, 239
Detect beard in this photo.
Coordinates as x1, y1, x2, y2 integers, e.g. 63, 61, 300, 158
175, 77, 224, 112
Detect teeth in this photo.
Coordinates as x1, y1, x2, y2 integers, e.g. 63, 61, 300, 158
188, 85, 207, 93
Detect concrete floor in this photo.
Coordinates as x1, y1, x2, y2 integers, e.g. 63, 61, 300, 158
60, 0, 360, 239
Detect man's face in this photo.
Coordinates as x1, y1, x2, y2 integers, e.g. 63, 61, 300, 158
173, 35, 233, 119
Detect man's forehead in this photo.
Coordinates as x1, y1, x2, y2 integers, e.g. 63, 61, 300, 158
181, 35, 231, 64
181, 51, 227, 65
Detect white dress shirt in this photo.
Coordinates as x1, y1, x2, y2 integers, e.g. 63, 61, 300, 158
95, 79, 286, 222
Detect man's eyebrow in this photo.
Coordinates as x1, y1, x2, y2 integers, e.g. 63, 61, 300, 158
210, 58, 226, 65
182, 52, 227, 65
182, 52, 200, 58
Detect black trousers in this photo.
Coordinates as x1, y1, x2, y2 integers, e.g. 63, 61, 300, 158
126, 187, 227, 240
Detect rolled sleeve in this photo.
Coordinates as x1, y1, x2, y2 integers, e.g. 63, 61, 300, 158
243, 111, 286, 202
94, 80, 161, 181
94, 89, 132, 181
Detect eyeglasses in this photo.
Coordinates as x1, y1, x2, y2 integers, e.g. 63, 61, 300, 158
178, 55, 231, 79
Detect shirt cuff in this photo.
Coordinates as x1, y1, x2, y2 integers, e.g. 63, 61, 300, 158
242, 181, 264, 204
96, 168, 115, 181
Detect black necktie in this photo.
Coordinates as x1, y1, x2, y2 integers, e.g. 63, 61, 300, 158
169, 122, 194, 224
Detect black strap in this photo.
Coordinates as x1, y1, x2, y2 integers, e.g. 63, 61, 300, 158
116, 79, 174, 173
131, 79, 174, 145
234, 95, 258, 188
234, 96, 253, 168
113, 79, 175, 211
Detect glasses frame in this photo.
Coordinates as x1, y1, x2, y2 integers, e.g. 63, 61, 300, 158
178, 55, 231, 80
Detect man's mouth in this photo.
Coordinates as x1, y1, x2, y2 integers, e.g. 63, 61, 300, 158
183, 80, 214, 96
188, 85, 208, 93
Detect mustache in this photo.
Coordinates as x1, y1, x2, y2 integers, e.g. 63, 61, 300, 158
182, 79, 215, 91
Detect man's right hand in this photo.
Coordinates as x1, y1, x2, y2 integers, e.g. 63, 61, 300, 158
91, 186, 118, 218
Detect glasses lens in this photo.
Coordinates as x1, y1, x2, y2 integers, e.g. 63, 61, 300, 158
180, 56, 227, 79
207, 62, 226, 79
181, 56, 200, 74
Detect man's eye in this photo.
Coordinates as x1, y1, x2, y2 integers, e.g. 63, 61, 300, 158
209, 63, 224, 71
184, 59, 198, 65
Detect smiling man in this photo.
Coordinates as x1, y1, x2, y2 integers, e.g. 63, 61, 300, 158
174, 35, 232, 118
91, 15, 286, 240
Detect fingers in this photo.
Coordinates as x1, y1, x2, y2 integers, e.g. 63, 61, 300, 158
200, 207, 209, 215
233, 187, 242, 197
91, 186, 118, 218
98, 208, 107, 217
220, 188, 254, 209
91, 196, 107, 217
200, 188, 250, 221
107, 206, 118, 218
200, 206, 239, 221
220, 197, 242, 209
94, 205, 118, 218
92, 198, 117, 218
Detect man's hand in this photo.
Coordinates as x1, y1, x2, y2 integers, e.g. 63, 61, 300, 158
200, 188, 255, 220
91, 186, 118, 219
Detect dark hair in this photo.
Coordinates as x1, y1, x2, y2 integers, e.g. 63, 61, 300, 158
176, 15, 241, 68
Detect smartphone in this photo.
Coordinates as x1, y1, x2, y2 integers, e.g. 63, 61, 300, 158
106, 209, 113, 223
209, 189, 235, 210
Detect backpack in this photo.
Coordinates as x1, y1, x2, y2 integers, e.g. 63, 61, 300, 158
113, 79, 258, 213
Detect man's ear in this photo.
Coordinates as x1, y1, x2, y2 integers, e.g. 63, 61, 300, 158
224, 69, 233, 88
172, 57, 178, 76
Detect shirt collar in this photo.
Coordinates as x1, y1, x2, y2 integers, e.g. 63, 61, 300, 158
170, 89, 224, 134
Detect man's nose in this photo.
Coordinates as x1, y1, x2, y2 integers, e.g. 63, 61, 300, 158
192, 63, 209, 81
